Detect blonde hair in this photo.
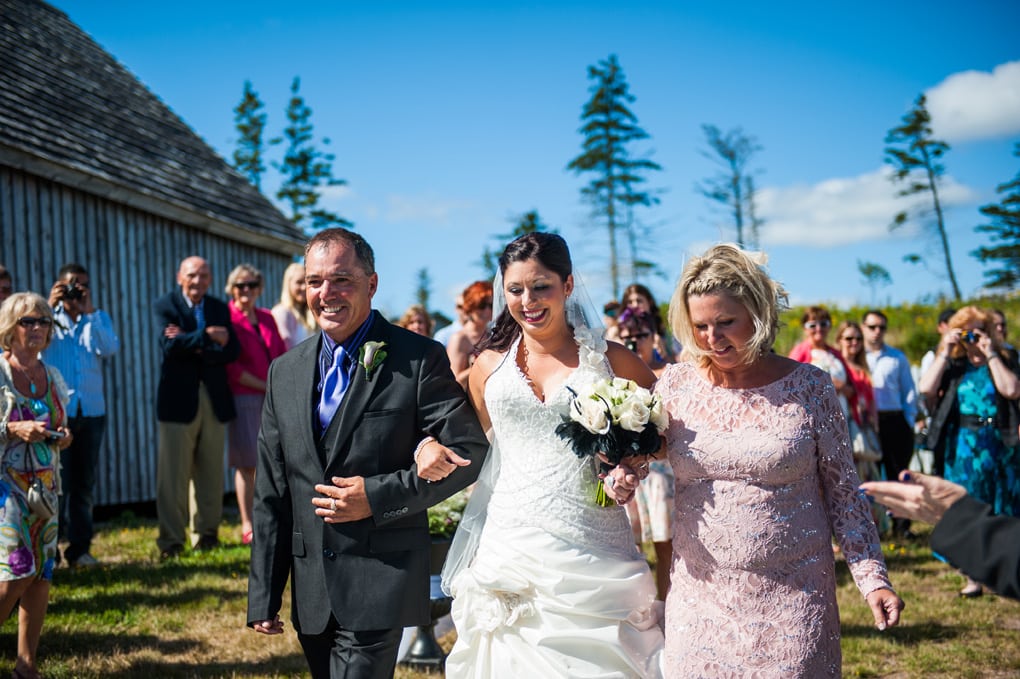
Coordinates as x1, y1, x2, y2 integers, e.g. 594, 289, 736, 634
277, 262, 315, 332
224, 263, 263, 295
668, 244, 788, 368
0, 292, 55, 350
398, 304, 433, 335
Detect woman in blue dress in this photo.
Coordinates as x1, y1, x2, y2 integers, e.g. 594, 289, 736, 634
920, 306, 1020, 597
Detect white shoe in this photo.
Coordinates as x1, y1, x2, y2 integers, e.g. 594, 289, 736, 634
70, 553, 99, 568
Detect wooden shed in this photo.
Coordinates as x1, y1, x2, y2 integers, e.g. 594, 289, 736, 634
0, 0, 307, 505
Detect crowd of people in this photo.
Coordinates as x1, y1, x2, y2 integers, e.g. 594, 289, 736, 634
0, 234, 1017, 677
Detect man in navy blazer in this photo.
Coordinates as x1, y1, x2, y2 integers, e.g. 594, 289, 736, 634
247, 229, 487, 678
154, 256, 239, 559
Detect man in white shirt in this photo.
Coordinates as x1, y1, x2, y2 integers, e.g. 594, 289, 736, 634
863, 309, 919, 537
43, 263, 120, 567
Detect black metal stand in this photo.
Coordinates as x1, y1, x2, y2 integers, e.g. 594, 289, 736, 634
400, 539, 453, 672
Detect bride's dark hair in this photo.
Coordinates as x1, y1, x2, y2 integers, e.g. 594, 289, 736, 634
478, 232, 573, 353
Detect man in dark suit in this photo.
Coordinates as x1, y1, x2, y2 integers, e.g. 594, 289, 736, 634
154, 256, 239, 560
247, 228, 487, 679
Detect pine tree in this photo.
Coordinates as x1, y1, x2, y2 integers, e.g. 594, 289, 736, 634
567, 55, 661, 299
272, 77, 351, 230
415, 268, 431, 309
232, 80, 267, 188
884, 94, 960, 300
973, 143, 1020, 292
697, 125, 762, 249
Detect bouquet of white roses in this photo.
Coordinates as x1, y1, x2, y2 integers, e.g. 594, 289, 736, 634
556, 377, 668, 506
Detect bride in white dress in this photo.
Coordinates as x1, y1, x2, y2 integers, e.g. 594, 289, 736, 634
417, 233, 664, 678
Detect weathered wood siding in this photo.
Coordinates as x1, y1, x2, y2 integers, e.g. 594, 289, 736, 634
0, 166, 301, 505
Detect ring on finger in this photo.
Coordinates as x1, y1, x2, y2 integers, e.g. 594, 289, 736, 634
330, 498, 337, 512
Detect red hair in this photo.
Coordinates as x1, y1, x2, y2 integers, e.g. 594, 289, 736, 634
461, 281, 493, 313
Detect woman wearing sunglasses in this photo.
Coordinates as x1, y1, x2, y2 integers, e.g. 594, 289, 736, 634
789, 306, 857, 421
0, 292, 73, 679
225, 264, 287, 546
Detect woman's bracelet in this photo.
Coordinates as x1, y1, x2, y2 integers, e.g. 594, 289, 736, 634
413, 436, 436, 464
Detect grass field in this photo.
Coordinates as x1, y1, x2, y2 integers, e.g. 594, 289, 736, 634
3, 511, 1018, 678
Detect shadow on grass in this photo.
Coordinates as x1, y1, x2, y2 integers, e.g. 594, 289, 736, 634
841, 621, 964, 645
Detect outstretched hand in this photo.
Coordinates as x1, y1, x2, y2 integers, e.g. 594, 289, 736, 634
861, 470, 968, 526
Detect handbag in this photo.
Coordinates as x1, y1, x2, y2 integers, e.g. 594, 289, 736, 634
24, 441, 57, 521
26, 477, 57, 521
849, 419, 883, 463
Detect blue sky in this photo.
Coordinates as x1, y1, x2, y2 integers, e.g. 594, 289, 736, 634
52, 1, 1020, 319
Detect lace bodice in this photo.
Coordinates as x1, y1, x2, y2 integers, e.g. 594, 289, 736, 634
482, 330, 637, 558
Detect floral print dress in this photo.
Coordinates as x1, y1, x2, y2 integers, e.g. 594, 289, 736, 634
0, 358, 67, 581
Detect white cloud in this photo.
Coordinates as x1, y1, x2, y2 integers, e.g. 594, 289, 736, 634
925, 61, 1020, 143
758, 168, 974, 247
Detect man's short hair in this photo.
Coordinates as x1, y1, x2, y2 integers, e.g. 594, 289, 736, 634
304, 228, 375, 274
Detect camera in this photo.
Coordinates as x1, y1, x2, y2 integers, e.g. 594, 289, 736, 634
61, 282, 84, 302
964, 330, 978, 344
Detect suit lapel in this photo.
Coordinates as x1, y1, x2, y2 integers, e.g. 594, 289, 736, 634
295, 335, 325, 473
173, 291, 197, 331
325, 312, 390, 468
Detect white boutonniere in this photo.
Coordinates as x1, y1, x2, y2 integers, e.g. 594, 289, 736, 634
359, 341, 388, 380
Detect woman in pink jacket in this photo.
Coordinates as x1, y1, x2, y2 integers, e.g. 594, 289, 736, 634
225, 264, 286, 545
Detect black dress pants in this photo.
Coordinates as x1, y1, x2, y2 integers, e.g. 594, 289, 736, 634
298, 617, 402, 679
878, 409, 916, 534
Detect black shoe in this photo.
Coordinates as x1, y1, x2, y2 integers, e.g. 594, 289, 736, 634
193, 535, 220, 552
159, 544, 183, 561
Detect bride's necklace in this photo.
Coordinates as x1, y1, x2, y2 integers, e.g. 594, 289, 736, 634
518, 341, 544, 401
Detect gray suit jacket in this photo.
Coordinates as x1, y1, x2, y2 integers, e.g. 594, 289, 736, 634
246, 311, 487, 633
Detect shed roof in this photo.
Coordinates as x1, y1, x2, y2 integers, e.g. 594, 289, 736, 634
0, 0, 305, 252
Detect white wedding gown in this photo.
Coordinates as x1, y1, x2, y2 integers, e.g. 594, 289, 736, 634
445, 331, 664, 678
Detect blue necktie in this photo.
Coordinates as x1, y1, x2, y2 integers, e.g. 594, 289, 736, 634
317, 344, 349, 433
194, 301, 205, 330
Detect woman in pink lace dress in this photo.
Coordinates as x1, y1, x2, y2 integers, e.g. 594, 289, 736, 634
656, 244, 903, 677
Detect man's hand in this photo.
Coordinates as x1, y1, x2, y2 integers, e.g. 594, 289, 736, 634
861, 471, 968, 526
205, 325, 230, 346
251, 615, 284, 635
164, 324, 181, 339
314, 476, 372, 523
416, 441, 471, 483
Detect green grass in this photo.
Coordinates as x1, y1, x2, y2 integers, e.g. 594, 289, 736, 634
4, 513, 1018, 677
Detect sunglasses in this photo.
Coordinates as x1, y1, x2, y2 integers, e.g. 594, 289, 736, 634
865, 324, 887, 331
234, 281, 261, 291
18, 316, 53, 329
840, 335, 863, 342
804, 321, 831, 330
620, 332, 651, 341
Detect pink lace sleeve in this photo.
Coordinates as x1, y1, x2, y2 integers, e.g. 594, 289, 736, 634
812, 372, 894, 596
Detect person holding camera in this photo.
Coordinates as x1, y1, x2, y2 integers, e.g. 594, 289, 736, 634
0, 292, 73, 679
919, 306, 1020, 597
43, 263, 120, 569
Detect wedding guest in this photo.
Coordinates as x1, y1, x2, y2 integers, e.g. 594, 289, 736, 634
609, 283, 674, 362
657, 244, 901, 676
0, 293, 73, 679
863, 309, 919, 537
271, 262, 315, 351
918, 306, 1020, 597
991, 309, 1015, 352
617, 308, 672, 599
154, 256, 239, 559
44, 263, 120, 568
433, 293, 465, 347
862, 469, 1020, 600
788, 306, 856, 421
919, 307, 958, 476
837, 321, 882, 482
397, 304, 433, 337
446, 281, 492, 389
427, 232, 665, 676
225, 264, 286, 546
